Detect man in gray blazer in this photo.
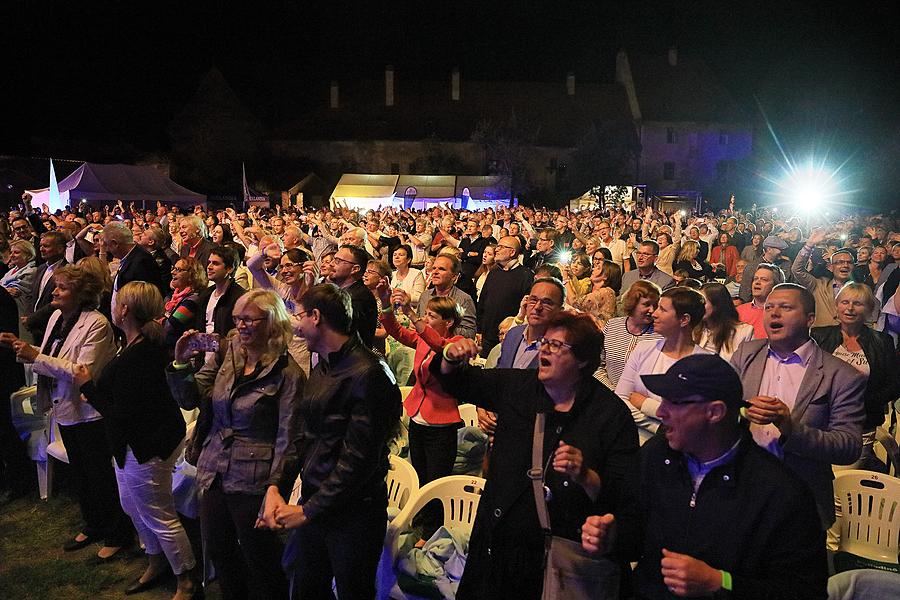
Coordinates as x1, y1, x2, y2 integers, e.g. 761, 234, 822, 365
730, 283, 866, 528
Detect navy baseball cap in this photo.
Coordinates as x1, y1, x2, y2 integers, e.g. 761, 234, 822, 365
641, 354, 744, 406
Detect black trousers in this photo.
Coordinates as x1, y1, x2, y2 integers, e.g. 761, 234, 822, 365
282, 493, 387, 600
408, 420, 461, 535
199, 483, 287, 600
58, 419, 133, 546
0, 359, 30, 495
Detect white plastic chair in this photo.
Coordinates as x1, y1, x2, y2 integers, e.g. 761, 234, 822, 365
833, 469, 900, 573
388, 475, 485, 565
457, 403, 479, 429
380, 475, 485, 600
387, 454, 419, 512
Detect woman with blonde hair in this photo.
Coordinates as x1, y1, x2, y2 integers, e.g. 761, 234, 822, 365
74, 281, 197, 598
1, 239, 37, 339
167, 289, 305, 600
812, 282, 900, 470
673, 239, 714, 281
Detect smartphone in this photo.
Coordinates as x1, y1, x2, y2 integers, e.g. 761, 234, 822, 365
189, 333, 220, 353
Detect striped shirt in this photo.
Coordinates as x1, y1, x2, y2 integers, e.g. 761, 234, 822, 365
595, 316, 663, 389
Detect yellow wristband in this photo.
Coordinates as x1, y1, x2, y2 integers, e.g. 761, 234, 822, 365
171, 360, 191, 370
442, 343, 463, 364
721, 570, 732, 591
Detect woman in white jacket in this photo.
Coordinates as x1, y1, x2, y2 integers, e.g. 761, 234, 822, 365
614, 286, 712, 444
5, 264, 128, 558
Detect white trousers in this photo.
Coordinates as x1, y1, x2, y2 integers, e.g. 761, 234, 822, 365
114, 444, 196, 574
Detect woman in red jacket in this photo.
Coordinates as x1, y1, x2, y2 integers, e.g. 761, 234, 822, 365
710, 232, 741, 277
377, 279, 464, 535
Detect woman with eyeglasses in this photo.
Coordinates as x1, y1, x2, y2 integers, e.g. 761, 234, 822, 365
247, 240, 314, 374
434, 311, 640, 599
162, 257, 207, 351
596, 280, 663, 391
363, 259, 393, 356
167, 289, 306, 600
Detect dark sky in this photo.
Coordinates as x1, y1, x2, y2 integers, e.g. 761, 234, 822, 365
8, 0, 900, 197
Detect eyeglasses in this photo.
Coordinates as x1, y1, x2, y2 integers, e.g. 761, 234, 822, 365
538, 337, 574, 353
233, 315, 266, 326
332, 256, 356, 266
635, 252, 657, 258
496, 244, 517, 252
171, 266, 189, 273
527, 296, 557, 310
364, 269, 382, 277
831, 259, 853, 266
278, 262, 300, 271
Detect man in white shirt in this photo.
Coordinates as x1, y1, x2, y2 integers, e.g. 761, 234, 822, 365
597, 221, 627, 268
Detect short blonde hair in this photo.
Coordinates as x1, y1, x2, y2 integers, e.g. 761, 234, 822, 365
835, 282, 875, 314
232, 289, 293, 360
116, 281, 165, 343
77, 256, 113, 293
9, 239, 36, 262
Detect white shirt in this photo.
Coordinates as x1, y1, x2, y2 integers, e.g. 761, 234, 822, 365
751, 339, 816, 457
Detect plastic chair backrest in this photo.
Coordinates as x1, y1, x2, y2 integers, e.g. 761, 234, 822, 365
401, 475, 484, 535
386, 455, 419, 511
834, 470, 900, 564
458, 403, 479, 429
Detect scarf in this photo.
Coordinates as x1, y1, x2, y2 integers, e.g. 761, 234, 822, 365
165, 286, 193, 316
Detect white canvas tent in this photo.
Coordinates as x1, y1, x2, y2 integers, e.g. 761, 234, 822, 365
26, 162, 206, 212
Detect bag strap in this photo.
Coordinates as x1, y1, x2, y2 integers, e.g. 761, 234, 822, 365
529, 412, 552, 534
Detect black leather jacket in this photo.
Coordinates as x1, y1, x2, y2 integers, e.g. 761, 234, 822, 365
811, 325, 900, 429
273, 334, 401, 522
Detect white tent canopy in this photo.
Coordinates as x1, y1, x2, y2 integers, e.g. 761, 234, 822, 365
27, 162, 206, 212
330, 173, 511, 211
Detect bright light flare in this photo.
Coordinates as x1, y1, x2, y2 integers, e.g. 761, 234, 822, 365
778, 164, 840, 213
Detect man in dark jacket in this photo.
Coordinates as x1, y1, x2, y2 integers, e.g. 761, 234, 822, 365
24, 231, 68, 342
193, 245, 244, 337
103, 222, 164, 307
259, 283, 401, 600
476, 235, 533, 357
582, 354, 827, 600
327, 244, 378, 350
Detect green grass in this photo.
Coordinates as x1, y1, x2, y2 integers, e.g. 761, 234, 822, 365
0, 493, 218, 599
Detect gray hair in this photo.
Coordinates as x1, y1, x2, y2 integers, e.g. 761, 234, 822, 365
103, 221, 134, 245
180, 215, 208, 239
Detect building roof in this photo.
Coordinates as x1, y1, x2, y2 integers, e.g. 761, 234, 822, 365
274, 77, 633, 147
626, 52, 747, 123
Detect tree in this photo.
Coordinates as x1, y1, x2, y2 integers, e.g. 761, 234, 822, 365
472, 110, 539, 206
570, 119, 641, 203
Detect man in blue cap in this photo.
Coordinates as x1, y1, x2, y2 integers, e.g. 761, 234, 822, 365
581, 354, 827, 599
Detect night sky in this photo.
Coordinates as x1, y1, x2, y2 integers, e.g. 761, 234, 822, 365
7, 1, 899, 203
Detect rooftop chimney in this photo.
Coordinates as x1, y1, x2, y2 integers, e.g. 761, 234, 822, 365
385, 65, 395, 107
668, 47, 678, 67
566, 72, 575, 96
451, 67, 460, 101
330, 80, 339, 109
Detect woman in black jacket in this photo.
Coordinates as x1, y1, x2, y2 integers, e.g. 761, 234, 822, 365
436, 311, 641, 599
811, 282, 900, 471
74, 281, 197, 599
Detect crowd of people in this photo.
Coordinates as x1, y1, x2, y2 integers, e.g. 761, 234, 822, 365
0, 193, 899, 599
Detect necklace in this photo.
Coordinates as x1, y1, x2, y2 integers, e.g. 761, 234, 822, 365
625, 316, 652, 336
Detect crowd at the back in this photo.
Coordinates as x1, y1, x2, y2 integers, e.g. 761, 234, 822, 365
1, 193, 899, 600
